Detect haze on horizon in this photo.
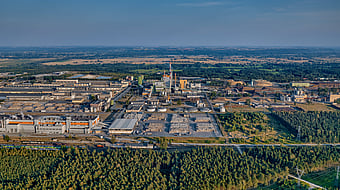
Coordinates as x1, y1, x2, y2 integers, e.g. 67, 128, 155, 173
0, 0, 339, 47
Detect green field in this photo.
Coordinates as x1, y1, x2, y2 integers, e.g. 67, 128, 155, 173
260, 179, 309, 190
0, 58, 56, 67
218, 112, 296, 144
130, 68, 161, 74
302, 166, 340, 189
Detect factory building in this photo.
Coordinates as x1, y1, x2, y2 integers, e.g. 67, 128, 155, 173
251, 79, 273, 87
0, 114, 99, 134
329, 94, 340, 103
145, 122, 164, 132
109, 119, 137, 134
195, 123, 215, 133
169, 123, 190, 135
180, 80, 188, 89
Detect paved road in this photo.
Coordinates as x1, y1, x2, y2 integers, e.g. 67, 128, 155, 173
205, 93, 224, 137
113, 86, 131, 101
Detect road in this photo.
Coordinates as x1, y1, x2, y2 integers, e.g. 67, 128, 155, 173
113, 86, 131, 101
204, 93, 224, 137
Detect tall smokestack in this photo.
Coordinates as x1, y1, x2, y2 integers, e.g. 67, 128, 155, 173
169, 62, 172, 92
175, 73, 176, 90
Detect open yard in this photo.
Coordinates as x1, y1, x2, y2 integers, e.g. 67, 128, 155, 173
295, 103, 338, 112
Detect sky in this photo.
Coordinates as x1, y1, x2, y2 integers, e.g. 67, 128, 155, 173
0, 0, 339, 47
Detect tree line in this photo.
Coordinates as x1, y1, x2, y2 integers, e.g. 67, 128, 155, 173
273, 111, 340, 143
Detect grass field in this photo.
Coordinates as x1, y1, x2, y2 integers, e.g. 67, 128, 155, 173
0, 58, 56, 67
302, 166, 340, 189
260, 179, 311, 190
130, 68, 162, 74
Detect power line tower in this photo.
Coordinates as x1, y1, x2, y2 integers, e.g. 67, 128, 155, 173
227, 101, 232, 112
296, 167, 304, 188
297, 126, 301, 142
335, 166, 339, 190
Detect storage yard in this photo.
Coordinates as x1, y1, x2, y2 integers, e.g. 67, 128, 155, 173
137, 113, 222, 137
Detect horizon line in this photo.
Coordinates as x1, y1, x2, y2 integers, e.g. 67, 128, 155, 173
0, 45, 340, 49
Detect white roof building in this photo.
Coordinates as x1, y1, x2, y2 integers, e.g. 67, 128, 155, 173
109, 119, 137, 134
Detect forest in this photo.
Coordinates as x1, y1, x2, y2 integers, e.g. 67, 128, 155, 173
218, 111, 340, 144
0, 146, 339, 189
218, 112, 268, 132
273, 111, 340, 143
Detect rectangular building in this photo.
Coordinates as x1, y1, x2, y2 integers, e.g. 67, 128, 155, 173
1, 114, 99, 134
109, 119, 137, 134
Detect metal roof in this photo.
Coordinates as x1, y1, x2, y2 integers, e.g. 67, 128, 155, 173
109, 119, 137, 130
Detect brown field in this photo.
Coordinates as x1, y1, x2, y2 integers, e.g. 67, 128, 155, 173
42, 57, 198, 65
2, 55, 339, 67
295, 103, 338, 112
228, 106, 270, 112
41, 55, 324, 66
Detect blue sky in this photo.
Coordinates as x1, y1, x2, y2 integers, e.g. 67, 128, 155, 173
0, 0, 339, 47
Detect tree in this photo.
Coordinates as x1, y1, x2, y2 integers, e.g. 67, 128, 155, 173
210, 91, 217, 98
158, 137, 168, 150
111, 136, 116, 144
89, 94, 98, 101
3, 135, 10, 142
335, 98, 340, 104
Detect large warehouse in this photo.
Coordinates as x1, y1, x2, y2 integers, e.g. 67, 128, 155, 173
0, 114, 100, 134
109, 119, 137, 134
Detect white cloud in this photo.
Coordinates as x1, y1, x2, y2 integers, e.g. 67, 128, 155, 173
176, 2, 223, 7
